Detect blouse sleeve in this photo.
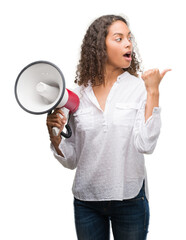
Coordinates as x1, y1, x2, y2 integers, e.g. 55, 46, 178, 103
50, 113, 77, 170
133, 100, 162, 154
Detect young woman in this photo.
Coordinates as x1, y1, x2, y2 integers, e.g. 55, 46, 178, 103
47, 15, 171, 240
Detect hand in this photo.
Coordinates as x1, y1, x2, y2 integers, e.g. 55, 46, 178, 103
141, 68, 171, 93
46, 108, 67, 147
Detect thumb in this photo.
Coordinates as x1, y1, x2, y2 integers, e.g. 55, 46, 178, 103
160, 69, 172, 79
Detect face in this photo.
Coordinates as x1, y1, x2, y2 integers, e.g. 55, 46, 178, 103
105, 20, 133, 71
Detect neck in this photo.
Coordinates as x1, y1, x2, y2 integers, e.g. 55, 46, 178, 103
103, 66, 124, 87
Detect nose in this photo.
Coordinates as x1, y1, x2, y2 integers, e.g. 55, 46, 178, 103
123, 37, 132, 48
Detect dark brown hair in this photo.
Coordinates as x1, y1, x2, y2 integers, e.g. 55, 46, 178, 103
75, 15, 142, 87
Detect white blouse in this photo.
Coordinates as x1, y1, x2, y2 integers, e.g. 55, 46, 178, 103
51, 71, 161, 201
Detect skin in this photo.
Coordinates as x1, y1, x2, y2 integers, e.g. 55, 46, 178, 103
93, 20, 171, 117
93, 20, 133, 111
47, 109, 66, 156
46, 20, 171, 155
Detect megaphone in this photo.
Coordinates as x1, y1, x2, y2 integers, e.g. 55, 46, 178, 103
14, 60, 80, 138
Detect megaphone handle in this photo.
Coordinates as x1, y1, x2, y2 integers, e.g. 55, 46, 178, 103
52, 126, 60, 136
49, 109, 72, 138
52, 123, 72, 138
52, 112, 64, 136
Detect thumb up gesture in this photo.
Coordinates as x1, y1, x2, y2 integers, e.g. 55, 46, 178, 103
141, 68, 171, 92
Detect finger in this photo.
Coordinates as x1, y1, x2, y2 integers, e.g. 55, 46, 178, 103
47, 117, 66, 130
47, 112, 67, 123
47, 121, 65, 137
141, 69, 154, 79
47, 117, 66, 127
47, 120, 63, 128
160, 69, 172, 79
56, 113, 67, 123
54, 110, 67, 123
53, 108, 66, 116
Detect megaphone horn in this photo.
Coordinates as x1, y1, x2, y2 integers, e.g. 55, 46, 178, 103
14, 60, 80, 138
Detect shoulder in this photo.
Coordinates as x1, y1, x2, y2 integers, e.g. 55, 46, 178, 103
72, 85, 82, 95
70, 84, 89, 99
127, 72, 143, 84
121, 72, 145, 90
124, 72, 147, 100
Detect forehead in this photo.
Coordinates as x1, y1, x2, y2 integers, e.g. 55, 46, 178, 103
107, 20, 130, 35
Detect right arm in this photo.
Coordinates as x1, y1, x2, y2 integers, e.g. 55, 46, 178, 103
46, 109, 77, 169
46, 109, 66, 157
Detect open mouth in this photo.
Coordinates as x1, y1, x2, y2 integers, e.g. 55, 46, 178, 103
123, 52, 132, 61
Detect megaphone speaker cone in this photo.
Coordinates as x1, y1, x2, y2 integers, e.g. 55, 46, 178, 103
14, 61, 66, 115
36, 82, 60, 104
15, 60, 80, 138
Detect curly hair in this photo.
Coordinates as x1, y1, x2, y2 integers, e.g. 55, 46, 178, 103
75, 14, 143, 87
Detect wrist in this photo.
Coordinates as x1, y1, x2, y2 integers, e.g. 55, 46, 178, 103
51, 135, 61, 148
51, 137, 63, 156
146, 88, 160, 109
147, 88, 159, 96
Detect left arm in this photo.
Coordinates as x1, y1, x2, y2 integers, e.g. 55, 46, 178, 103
133, 68, 171, 154
142, 68, 171, 122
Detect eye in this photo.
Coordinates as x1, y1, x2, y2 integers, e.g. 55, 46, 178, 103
115, 37, 122, 42
128, 36, 133, 41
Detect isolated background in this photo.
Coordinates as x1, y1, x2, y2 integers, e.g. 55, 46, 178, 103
1, 0, 185, 239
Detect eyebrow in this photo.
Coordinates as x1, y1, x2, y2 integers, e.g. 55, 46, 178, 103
113, 31, 131, 36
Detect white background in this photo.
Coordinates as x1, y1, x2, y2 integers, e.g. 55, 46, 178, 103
0, 0, 185, 239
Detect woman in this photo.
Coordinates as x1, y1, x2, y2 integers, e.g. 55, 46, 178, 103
47, 15, 171, 240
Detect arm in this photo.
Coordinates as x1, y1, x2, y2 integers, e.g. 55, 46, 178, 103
133, 68, 171, 154
47, 109, 77, 169
46, 109, 66, 157
142, 68, 171, 122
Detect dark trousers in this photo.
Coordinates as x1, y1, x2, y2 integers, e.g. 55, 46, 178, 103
74, 182, 150, 240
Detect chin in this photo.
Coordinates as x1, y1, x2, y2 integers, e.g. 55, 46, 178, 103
122, 63, 131, 69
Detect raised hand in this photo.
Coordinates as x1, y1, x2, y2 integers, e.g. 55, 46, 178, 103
141, 68, 171, 93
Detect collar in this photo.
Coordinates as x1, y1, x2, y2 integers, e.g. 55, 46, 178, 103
116, 71, 130, 83
84, 71, 130, 93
